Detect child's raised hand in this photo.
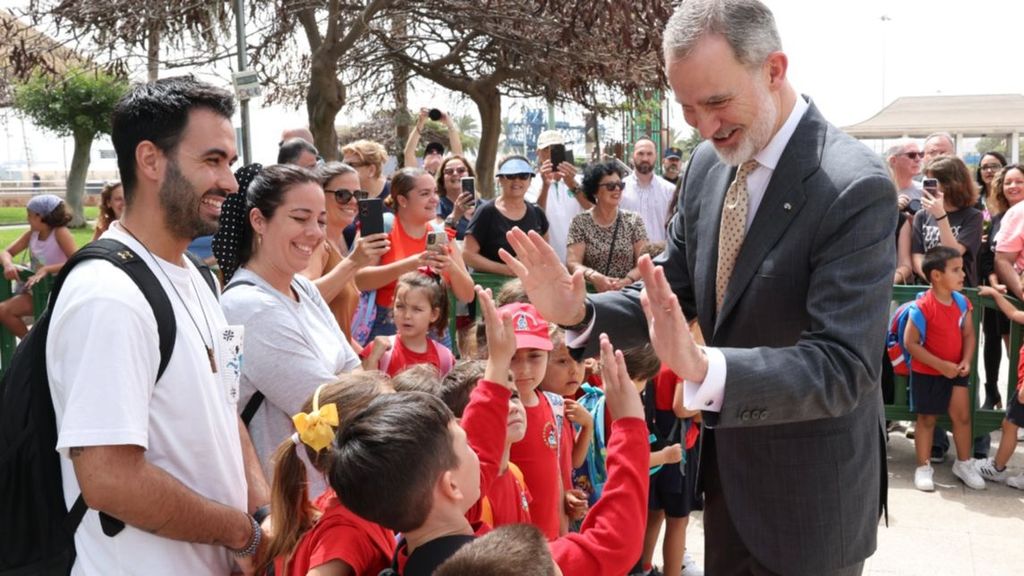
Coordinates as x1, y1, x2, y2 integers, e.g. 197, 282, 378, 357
599, 333, 644, 421
362, 335, 391, 371
564, 398, 594, 428
477, 286, 515, 381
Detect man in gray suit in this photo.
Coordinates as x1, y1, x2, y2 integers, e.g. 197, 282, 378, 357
500, 1, 895, 574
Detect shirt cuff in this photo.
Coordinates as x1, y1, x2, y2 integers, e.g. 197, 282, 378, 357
566, 313, 597, 348
683, 346, 726, 413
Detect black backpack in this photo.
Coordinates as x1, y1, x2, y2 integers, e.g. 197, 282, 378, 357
0, 239, 216, 576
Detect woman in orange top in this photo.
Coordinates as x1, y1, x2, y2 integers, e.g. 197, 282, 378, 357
301, 162, 390, 350
355, 167, 474, 340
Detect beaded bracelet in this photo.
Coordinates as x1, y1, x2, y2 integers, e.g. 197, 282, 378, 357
233, 515, 261, 558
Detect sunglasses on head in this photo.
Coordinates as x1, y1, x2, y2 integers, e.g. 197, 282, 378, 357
499, 173, 532, 181
902, 151, 925, 160
443, 166, 468, 176
599, 181, 626, 191
325, 188, 369, 204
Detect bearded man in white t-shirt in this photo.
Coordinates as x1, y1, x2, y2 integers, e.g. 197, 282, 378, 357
46, 77, 270, 575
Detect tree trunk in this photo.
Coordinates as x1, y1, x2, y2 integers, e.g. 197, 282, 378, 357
65, 130, 92, 228
306, 50, 345, 161
470, 87, 501, 199
147, 23, 160, 82
392, 15, 409, 156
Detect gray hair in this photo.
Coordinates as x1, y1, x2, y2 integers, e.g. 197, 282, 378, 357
316, 161, 358, 186
663, 0, 782, 69
885, 140, 917, 161
924, 132, 954, 149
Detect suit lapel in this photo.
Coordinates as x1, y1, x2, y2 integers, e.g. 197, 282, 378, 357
714, 102, 825, 333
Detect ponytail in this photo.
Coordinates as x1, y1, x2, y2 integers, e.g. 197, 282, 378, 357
254, 438, 318, 575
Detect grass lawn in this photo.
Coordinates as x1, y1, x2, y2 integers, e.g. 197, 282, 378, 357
0, 225, 95, 250
0, 206, 99, 226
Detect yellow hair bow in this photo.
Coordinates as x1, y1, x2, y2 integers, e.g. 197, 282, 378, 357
292, 384, 338, 452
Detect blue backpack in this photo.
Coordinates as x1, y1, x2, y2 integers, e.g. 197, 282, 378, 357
571, 384, 608, 506
886, 290, 969, 376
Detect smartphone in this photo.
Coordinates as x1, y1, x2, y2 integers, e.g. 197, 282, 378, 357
550, 143, 566, 168
565, 149, 575, 167
357, 198, 385, 236
460, 177, 476, 207
922, 178, 939, 193
426, 230, 448, 253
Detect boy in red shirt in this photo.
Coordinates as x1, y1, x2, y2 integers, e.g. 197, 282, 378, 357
329, 288, 650, 575
502, 302, 575, 539
905, 246, 985, 491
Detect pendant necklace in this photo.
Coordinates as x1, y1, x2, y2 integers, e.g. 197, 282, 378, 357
120, 223, 218, 373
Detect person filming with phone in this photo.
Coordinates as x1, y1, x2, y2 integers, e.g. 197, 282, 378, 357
534, 130, 589, 265
355, 168, 475, 341
404, 108, 464, 175
436, 155, 477, 240
911, 156, 983, 286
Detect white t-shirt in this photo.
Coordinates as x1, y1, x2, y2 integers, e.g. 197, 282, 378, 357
221, 268, 360, 496
46, 225, 247, 576
620, 173, 675, 243
530, 177, 583, 264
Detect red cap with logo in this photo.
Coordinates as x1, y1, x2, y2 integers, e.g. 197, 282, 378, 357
499, 302, 553, 351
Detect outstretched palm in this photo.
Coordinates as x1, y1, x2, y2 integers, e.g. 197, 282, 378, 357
499, 228, 587, 326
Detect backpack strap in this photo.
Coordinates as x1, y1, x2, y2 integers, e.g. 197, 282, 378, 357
49, 239, 183, 539
379, 335, 398, 374
431, 339, 454, 374
183, 250, 217, 297
542, 391, 565, 464
51, 239, 176, 381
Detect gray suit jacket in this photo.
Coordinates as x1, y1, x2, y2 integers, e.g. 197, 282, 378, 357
586, 100, 895, 575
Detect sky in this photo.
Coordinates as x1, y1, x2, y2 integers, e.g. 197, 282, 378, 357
2, 0, 1022, 178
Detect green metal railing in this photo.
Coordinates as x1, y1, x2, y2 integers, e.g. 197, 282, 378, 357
886, 285, 1020, 438
0, 269, 53, 373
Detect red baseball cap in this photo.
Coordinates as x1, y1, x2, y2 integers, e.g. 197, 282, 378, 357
499, 303, 552, 351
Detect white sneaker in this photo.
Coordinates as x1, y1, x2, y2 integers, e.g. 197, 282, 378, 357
914, 464, 934, 492
682, 552, 703, 576
1007, 473, 1024, 490
975, 458, 1009, 483
952, 459, 986, 490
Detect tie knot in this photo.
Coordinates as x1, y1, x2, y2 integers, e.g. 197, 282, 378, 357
737, 159, 759, 181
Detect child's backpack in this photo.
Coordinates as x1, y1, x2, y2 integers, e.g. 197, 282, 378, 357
0, 239, 215, 575
886, 291, 969, 376
572, 384, 608, 505
379, 334, 454, 376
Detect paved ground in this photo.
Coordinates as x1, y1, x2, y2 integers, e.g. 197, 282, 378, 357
657, 428, 1024, 576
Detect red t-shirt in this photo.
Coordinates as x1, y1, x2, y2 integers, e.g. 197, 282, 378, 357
912, 290, 971, 376
360, 335, 455, 377
483, 464, 532, 527
275, 490, 396, 576
509, 392, 563, 540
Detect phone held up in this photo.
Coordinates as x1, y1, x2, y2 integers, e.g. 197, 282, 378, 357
426, 230, 448, 254
922, 178, 938, 194
460, 177, 476, 208
357, 198, 385, 236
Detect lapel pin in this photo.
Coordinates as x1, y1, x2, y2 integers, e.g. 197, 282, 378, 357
783, 202, 792, 211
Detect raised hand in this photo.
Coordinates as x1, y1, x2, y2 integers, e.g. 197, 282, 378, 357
637, 255, 708, 383
500, 228, 586, 326
477, 285, 516, 384
600, 333, 644, 421
347, 232, 390, 268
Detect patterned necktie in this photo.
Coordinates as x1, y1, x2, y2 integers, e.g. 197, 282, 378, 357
716, 159, 759, 311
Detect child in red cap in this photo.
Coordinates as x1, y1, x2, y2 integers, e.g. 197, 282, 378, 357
501, 302, 572, 540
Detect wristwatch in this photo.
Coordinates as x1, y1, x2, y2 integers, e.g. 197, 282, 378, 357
444, 215, 458, 229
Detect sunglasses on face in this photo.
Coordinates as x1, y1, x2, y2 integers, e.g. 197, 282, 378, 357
444, 166, 468, 176
499, 173, 532, 181
599, 181, 626, 191
325, 188, 369, 204
902, 152, 925, 160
